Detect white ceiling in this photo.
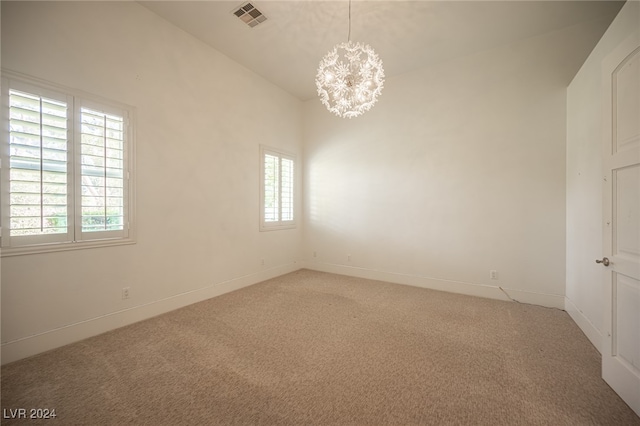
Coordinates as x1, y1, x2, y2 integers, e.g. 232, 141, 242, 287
139, 0, 624, 101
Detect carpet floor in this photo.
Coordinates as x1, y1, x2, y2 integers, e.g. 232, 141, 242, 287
2, 269, 639, 425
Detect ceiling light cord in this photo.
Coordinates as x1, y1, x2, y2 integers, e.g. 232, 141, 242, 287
348, 0, 351, 42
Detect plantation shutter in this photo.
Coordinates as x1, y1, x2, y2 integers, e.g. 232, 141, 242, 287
7, 86, 71, 246
77, 102, 128, 240
260, 146, 295, 230
264, 153, 279, 222
2, 74, 135, 254
280, 157, 294, 221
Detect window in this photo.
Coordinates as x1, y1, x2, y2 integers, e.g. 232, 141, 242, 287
260, 146, 295, 231
1, 73, 135, 255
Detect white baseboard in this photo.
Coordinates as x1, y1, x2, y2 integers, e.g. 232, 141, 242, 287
299, 261, 565, 310
564, 296, 602, 353
1, 262, 300, 365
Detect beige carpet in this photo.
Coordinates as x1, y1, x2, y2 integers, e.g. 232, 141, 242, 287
2, 269, 639, 425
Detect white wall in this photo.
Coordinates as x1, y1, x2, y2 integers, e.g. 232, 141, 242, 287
302, 17, 615, 308
1, 1, 302, 363
566, 1, 640, 352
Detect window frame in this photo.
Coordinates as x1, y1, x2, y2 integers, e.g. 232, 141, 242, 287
259, 145, 296, 231
1, 71, 136, 256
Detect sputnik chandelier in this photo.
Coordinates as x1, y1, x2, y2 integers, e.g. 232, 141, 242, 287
316, 0, 385, 119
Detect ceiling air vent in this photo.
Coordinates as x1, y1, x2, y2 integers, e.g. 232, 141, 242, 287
233, 2, 267, 28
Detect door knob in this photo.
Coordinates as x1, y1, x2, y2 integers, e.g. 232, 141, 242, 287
596, 257, 610, 267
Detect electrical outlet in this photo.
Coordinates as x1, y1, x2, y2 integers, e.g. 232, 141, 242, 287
490, 270, 498, 280
347, 254, 351, 262
122, 287, 130, 300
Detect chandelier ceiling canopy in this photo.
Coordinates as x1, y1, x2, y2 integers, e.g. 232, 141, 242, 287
315, 1, 385, 119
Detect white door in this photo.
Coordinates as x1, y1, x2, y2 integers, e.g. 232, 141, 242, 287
602, 34, 640, 417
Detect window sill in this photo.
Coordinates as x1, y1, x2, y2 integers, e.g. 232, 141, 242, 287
1, 238, 136, 257
260, 223, 297, 232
